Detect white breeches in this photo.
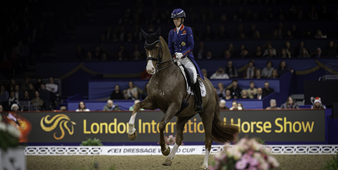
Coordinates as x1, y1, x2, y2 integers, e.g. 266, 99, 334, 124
179, 57, 197, 84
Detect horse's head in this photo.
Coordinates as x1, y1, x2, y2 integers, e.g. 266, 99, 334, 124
141, 28, 162, 75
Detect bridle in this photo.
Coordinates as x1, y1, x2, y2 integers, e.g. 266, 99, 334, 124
146, 39, 175, 73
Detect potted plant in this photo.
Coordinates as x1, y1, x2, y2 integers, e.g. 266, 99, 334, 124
0, 114, 26, 169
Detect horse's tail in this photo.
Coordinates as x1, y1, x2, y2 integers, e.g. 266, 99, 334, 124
210, 91, 239, 143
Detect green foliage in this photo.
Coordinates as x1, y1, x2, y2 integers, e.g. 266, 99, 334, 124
324, 153, 338, 170
255, 137, 266, 145
0, 130, 19, 151
80, 138, 103, 146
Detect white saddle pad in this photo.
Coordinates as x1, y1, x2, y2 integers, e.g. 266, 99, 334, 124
177, 61, 206, 97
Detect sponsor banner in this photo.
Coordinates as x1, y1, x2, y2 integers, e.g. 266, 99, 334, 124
101, 145, 204, 155
17, 110, 326, 143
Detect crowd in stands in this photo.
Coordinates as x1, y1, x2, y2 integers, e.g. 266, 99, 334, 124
0, 77, 59, 111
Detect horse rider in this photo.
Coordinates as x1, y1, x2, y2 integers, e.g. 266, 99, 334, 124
168, 8, 204, 112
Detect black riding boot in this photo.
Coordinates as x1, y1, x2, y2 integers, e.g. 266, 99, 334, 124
193, 82, 203, 112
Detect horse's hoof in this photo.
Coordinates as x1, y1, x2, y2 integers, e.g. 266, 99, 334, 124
162, 146, 170, 156
162, 159, 172, 166
199, 165, 208, 170
128, 131, 137, 140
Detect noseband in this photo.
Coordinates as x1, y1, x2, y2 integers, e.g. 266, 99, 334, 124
146, 39, 174, 73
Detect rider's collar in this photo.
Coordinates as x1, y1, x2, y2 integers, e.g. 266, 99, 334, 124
174, 24, 184, 32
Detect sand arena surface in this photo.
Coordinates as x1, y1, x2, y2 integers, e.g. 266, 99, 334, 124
27, 155, 333, 170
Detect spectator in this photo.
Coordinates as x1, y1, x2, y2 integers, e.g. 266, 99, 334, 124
202, 25, 215, 40
219, 99, 229, 110
326, 41, 337, 57
315, 30, 327, 38
254, 88, 263, 100
279, 48, 291, 58
255, 70, 262, 79
210, 67, 229, 79
9, 79, 16, 92
291, 25, 300, 38
253, 46, 262, 58
319, 5, 331, 20
311, 97, 326, 109
35, 77, 43, 91
271, 69, 279, 78
237, 103, 244, 110
11, 104, 19, 112
262, 82, 274, 98
264, 48, 277, 58
228, 43, 235, 57
263, 43, 276, 57
278, 61, 294, 76
206, 51, 212, 59
261, 61, 275, 78
216, 82, 226, 99
105, 26, 112, 42
308, 5, 318, 20
129, 100, 144, 111
132, 25, 142, 41
39, 84, 50, 111
123, 81, 138, 100
8, 91, 19, 109
22, 91, 30, 101
240, 90, 249, 99
101, 53, 107, 61
0, 85, 9, 108
223, 50, 231, 59
76, 101, 90, 112
305, 30, 313, 38
284, 41, 293, 57
28, 84, 36, 99
243, 61, 257, 79
103, 100, 120, 111
294, 41, 308, 57
110, 85, 124, 100
119, 45, 130, 60
225, 89, 232, 100
298, 48, 310, 58
93, 46, 102, 59
196, 42, 206, 59
230, 101, 238, 110
217, 25, 229, 40
248, 24, 257, 38
229, 80, 242, 99
76, 46, 85, 60
21, 76, 30, 92
280, 96, 299, 109
239, 49, 250, 58
60, 106, 67, 111
285, 30, 293, 39
46, 77, 58, 108
132, 44, 141, 60
247, 81, 257, 99
201, 69, 208, 79
13, 85, 22, 100
225, 61, 238, 78
266, 99, 280, 110
312, 47, 324, 58
31, 91, 44, 111
239, 45, 247, 56
141, 83, 149, 99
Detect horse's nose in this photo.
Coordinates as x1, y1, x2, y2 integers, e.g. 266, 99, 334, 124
147, 67, 155, 74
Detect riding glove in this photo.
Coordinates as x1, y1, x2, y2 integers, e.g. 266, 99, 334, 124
175, 52, 183, 59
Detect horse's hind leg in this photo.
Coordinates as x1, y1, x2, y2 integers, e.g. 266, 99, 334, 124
128, 97, 154, 140
162, 116, 193, 166
199, 106, 214, 170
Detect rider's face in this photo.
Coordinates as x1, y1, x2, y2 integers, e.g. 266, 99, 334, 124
173, 18, 182, 27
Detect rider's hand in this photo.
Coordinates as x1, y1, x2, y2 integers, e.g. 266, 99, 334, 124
175, 52, 183, 59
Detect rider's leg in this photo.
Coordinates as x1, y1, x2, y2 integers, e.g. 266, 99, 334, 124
180, 57, 203, 112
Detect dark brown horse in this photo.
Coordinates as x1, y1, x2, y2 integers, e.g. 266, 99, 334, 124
127, 28, 238, 169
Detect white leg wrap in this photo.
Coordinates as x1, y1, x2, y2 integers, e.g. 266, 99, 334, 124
202, 150, 210, 168
168, 143, 179, 160
128, 113, 137, 134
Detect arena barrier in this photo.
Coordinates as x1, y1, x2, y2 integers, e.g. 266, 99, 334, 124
24, 145, 338, 156
17, 109, 327, 144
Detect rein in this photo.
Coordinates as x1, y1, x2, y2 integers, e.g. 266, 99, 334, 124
146, 39, 175, 73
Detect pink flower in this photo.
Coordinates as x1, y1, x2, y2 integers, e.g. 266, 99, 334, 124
242, 153, 252, 162
169, 135, 174, 138
249, 158, 259, 167
235, 160, 248, 170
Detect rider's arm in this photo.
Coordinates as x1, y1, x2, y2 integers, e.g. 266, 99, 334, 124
181, 27, 194, 58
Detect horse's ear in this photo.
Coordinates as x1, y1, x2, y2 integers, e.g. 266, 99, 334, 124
140, 29, 148, 39
155, 27, 161, 37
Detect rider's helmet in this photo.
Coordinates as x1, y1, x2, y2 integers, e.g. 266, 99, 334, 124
171, 8, 186, 19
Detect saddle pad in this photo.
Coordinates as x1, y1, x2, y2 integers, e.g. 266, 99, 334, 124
176, 60, 206, 97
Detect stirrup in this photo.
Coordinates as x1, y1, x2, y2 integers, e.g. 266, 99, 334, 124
195, 102, 203, 112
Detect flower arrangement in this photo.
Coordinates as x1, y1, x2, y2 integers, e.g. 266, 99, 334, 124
80, 138, 104, 146
158, 135, 184, 145
0, 115, 22, 151
210, 138, 280, 170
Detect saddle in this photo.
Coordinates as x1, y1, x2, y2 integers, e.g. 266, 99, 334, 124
180, 64, 194, 88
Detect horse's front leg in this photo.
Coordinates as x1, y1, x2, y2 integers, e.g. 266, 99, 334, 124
128, 97, 154, 140
159, 104, 179, 157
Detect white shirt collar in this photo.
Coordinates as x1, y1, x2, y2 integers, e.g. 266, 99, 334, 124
176, 25, 182, 34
